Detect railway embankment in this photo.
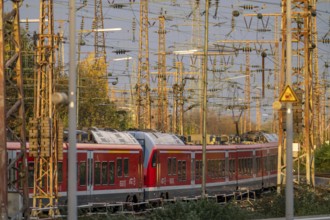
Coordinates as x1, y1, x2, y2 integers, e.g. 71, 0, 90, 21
68, 184, 330, 219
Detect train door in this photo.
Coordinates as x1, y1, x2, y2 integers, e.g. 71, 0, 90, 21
77, 150, 93, 196
190, 152, 195, 185
87, 151, 93, 194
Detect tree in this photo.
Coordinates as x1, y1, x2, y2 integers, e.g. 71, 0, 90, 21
314, 143, 330, 173
78, 54, 128, 129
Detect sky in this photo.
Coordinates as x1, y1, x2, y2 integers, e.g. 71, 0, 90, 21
6, 0, 330, 124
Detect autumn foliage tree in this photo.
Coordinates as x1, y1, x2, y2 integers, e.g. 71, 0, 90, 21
78, 55, 127, 129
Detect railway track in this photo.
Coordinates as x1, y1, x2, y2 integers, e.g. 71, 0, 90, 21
76, 187, 275, 217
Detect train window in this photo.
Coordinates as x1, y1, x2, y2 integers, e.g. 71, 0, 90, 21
167, 158, 171, 175
256, 157, 261, 173
167, 158, 176, 176
109, 161, 115, 184
124, 158, 129, 177
248, 158, 253, 174
152, 152, 157, 168
172, 158, 176, 175
181, 161, 186, 181
220, 160, 225, 177
178, 161, 182, 180
79, 162, 86, 186
17, 162, 22, 189
28, 162, 34, 188
269, 155, 277, 171
195, 160, 202, 180
58, 162, 63, 183
137, 139, 146, 161
117, 158, 122, 177
215, 160, 219, 178
102, 162, 108, 185
207, 160, 211, 178
238, 158, 243, 175
229, 159, 235, 177
94, 162, 101, 185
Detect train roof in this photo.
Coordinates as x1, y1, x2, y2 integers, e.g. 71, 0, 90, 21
128, 131, 185, 145
151, 142, 277, 151
90, 129, 139, 145
67, 143, 142, 151
6, 142, 142, 151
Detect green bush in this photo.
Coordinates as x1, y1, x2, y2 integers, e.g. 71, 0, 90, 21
148, 200, 259, 220
315, 143, 330, 174
76, 186, 330, 219
253, 186, 330, 218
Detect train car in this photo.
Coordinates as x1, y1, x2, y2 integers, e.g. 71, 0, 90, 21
7, 129, 144, 205
129, 130, 278, 200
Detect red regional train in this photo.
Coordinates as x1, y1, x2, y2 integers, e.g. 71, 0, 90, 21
7, 128, 278, 205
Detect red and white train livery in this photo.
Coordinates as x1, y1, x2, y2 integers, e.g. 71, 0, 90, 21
7, 129, 278, 204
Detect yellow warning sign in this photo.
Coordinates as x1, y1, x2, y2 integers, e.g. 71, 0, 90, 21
279, 85, 299, 102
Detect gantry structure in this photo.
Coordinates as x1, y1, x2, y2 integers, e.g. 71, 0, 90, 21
29, 0, 63, 217
136, 0, 151, 129
216, 39, 280, 134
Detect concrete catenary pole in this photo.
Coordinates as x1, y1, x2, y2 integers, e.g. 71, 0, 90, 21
202, 0, 209, 198
68, 0, 77, 219
285, 0, 294, 219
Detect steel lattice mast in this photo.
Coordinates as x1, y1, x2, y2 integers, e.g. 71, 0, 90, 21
136, 0, 151, 129
29, 0, 63, 217
277, 0, 317, 191
94, 0, 106, 62
243, 43, 251, 133
9, 1, 30, 217
157, 15, 168, 132
0, 1, 7, 218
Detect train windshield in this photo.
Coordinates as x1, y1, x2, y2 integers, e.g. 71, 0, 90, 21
136, 139, 146, 160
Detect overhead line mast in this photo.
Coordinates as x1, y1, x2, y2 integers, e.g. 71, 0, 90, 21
29, 0, 63, 217
136, 0, 151, 129
277, 0, 317, 192
157, 15, 168, 132
94, 0, 106, 62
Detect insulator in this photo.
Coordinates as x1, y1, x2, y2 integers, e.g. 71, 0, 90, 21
322, 38, 330, 44
132, 18, 136, 30
80, 18, 84, 29
33, 31, 38, 46
132, 18, 136, 42
126, 59, 129, 68
257, 13, 263, 19
242, 47, 252, 52
112, 4, 124, 9
232, 10, 240, 17
256, 28, 270, 32
310, 43, 316, 49
311, 9, 317, 17
25, 21, 29, 32
91, 20, 96, 29
241, 5, 255, 10
231, 16, 235, 30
